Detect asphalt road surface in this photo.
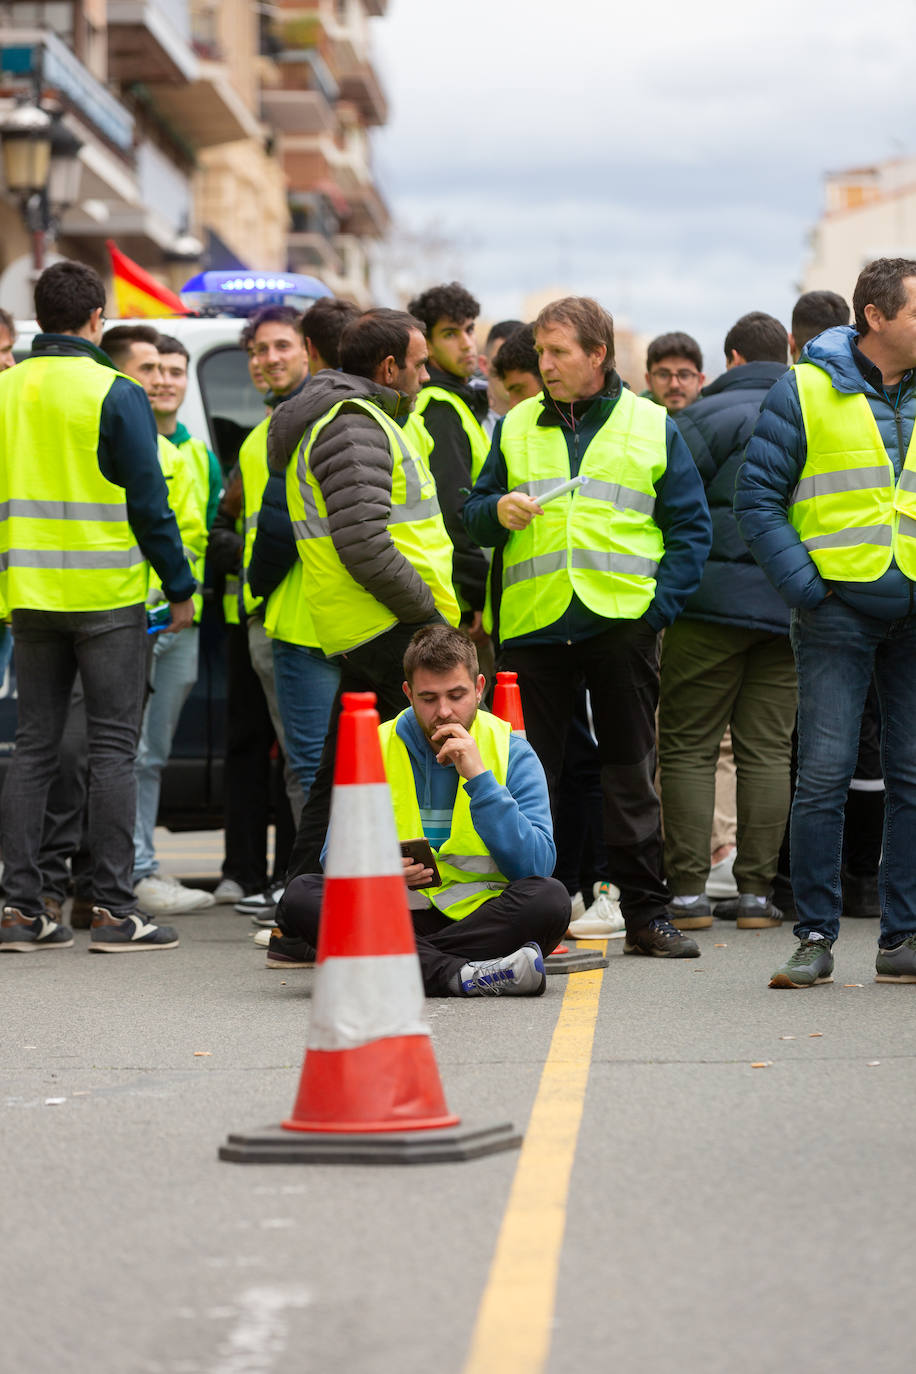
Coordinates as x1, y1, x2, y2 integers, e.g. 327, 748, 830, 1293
3, 833, 914, 1374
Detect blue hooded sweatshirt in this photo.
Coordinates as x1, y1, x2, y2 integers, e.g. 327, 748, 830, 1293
735, 325, 916, 620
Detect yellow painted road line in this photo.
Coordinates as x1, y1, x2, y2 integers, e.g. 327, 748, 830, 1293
462, 942, 607, 1374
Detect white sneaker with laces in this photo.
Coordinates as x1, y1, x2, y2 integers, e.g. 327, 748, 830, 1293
568, 880, 625, 939
134, 875, 216, 915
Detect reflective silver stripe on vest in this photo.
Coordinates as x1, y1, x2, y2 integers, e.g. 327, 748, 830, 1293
243, 512, 259, 534
898, 470, 916, 495
898, 514, 916, 539
503, 550, 567, 587
571, 547, 659, 577
390, 493, 442, 525
435, 879, 506, 909
442, 853, 501, 875
789, 466, 890, 506
575, 478, 656, 516
802, 525, 892, 552
0, 547, 145, 571
0, 498, 129, 522
505, 547, 659, 588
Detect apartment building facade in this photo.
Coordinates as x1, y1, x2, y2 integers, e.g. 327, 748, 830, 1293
0, 0, 390, 312
802, 156, 916, 304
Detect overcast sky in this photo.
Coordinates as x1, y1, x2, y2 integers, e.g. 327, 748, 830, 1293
372, 0, 915, 374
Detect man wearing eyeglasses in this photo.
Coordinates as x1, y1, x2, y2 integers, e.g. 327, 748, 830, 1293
644, 332, 706, 414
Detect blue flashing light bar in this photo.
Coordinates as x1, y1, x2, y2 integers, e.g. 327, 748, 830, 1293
180, 270, 332, 316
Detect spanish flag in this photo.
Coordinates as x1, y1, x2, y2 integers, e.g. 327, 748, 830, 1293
106, 239, 188, 318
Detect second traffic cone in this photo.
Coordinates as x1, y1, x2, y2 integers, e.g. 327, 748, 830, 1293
491, 671, 526, 736
282, 691, 459, 1135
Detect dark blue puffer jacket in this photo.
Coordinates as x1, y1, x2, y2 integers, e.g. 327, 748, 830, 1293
676, 361, 789, 634
735, 326, 916, 619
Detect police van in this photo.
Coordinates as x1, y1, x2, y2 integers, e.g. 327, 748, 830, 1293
4, 270, 330, 828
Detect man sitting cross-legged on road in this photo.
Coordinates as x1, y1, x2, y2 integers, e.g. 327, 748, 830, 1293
271, 624, 570, 996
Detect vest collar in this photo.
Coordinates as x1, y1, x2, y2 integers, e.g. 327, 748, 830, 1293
424, 365, 490, 423
33, 333, 112, 366
536, 372, 623, 428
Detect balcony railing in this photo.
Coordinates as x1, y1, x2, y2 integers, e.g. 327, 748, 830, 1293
0, 28, 134, 153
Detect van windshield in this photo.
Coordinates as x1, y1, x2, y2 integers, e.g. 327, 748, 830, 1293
198, 346, 265, 471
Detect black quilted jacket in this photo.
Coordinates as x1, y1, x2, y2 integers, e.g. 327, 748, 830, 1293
263, 372, 438, 628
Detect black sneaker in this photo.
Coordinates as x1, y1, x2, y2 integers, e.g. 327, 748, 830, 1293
235, 885, 285, 925
88, 907, 179, 952
624, 917, 701, 958
714, 894, 783, 928
666, 895, 713, 929
0, 906, 74, 951
266, 931, 317, 968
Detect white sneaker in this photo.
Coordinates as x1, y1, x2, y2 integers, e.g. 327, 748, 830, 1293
134, 875, 216, 915
253, 927, 275, 947
213, 878, 245, 904
568, 880, 625, 939
569, 890, 586, 923
706, 847, 738, 899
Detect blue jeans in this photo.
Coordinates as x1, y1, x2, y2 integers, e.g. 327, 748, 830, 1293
1, 605, 147, 917
790, 595, 916, 945
272, 639, 340, 806
132, 627, 199, 883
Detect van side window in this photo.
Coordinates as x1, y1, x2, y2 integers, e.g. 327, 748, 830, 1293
198, 346, 264, 471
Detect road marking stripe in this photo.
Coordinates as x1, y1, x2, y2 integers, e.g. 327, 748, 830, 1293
462, 942, 607, 1374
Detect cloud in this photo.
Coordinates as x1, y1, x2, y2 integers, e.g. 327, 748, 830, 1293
369, 0, 916, 357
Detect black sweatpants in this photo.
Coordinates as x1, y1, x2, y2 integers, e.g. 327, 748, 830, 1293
500, 620, 667, 933
277, 873, 571, 995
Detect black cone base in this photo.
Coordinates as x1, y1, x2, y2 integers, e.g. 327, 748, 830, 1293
219, 1118, 521, 1165
545, 948, 609, 974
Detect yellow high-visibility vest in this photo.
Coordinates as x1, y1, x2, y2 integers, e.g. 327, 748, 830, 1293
791, 362, 916, 580
0, 354, 151, 612
497, 388, 667, 640
379, 708, 511, 921
147, 435, 207, 619
286, 396, 459, 655
415, 384, 491, 482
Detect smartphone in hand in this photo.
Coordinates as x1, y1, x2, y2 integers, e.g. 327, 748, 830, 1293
400, 838, 441, 889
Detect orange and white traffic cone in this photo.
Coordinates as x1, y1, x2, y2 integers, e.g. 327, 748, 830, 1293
220, 692, 522, 1165
284, 691, 457, 1135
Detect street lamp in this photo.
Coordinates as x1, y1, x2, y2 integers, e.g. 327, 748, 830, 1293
0, 101, 83, 272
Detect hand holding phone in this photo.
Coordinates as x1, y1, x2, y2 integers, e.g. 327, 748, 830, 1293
400, 838, 441, 889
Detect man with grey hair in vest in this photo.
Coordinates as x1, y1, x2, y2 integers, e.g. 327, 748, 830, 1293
465, 296, 711, 959
737, 257, 916, 989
